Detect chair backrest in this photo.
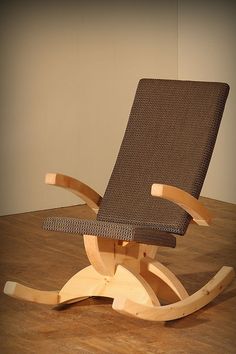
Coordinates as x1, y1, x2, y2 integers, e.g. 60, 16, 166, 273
97, 79, 229, 235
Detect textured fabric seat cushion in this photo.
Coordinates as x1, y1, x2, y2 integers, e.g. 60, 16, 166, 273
43, 217, 176, 247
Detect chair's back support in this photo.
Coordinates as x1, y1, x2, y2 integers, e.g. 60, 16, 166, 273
97, 79, 229, 235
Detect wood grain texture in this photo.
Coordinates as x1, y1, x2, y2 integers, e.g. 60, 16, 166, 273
0, 198, 236, 353
45, 173, 102, 212
113, 266, 235, 321
151, 184, 212, 226
83, 235, 158, 276
59, 264, 160, 306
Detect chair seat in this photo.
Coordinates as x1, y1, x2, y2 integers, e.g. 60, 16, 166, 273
43, 217, 176, 247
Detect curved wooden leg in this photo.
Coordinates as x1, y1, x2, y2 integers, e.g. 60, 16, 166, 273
59, 264, 160, 306
83, 235, 158, 276
4, 281, 59, 305
83, 235, 116, 276
113, 266, 235, 321
140, 257, 188, 303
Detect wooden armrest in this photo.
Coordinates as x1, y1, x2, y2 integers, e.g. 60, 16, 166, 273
151, 184, 212, 226
45, 173, 102, 212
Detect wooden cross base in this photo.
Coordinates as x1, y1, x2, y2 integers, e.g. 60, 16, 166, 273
4, 235, 235, 321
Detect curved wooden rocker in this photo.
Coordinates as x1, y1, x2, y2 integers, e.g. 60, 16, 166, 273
3, 79, 235, 321
113, 266, 235, 321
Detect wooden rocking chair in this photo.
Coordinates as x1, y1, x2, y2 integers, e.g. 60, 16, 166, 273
4, 79, 235, 321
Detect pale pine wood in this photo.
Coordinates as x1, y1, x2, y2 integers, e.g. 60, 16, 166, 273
151, 183, 212, 226
59, 264, 160, 306
112, 242, 158, 273
2, 195, 235, 324
45, 173, 102, 212
83, 235, 158, 276
113, 266, 235, 321
3, 281, 59, 305
1, 201, 236, 353
4, 215, 234, 322
83, 235, 116, 276
140, 257, 189, 302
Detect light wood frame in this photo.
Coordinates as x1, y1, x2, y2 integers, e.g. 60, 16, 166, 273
4, 173, 235, 321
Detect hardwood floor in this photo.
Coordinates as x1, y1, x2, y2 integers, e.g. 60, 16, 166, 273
0, 198, 236, 354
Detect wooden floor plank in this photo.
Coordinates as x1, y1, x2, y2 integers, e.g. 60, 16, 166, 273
0, 198, 236, 353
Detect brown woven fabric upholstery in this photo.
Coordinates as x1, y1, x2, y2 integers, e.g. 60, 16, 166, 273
43, 217, 176, 247
98, 79, 229, 234
43, 79, 229, 246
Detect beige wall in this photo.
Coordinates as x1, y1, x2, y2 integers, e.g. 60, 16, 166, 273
0, 2, 178, 215
0, 1, 235, 216
178, 1, 236, 204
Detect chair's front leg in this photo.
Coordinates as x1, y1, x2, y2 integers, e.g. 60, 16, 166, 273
83, 235, 117, 276
83, 235, 158, 276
